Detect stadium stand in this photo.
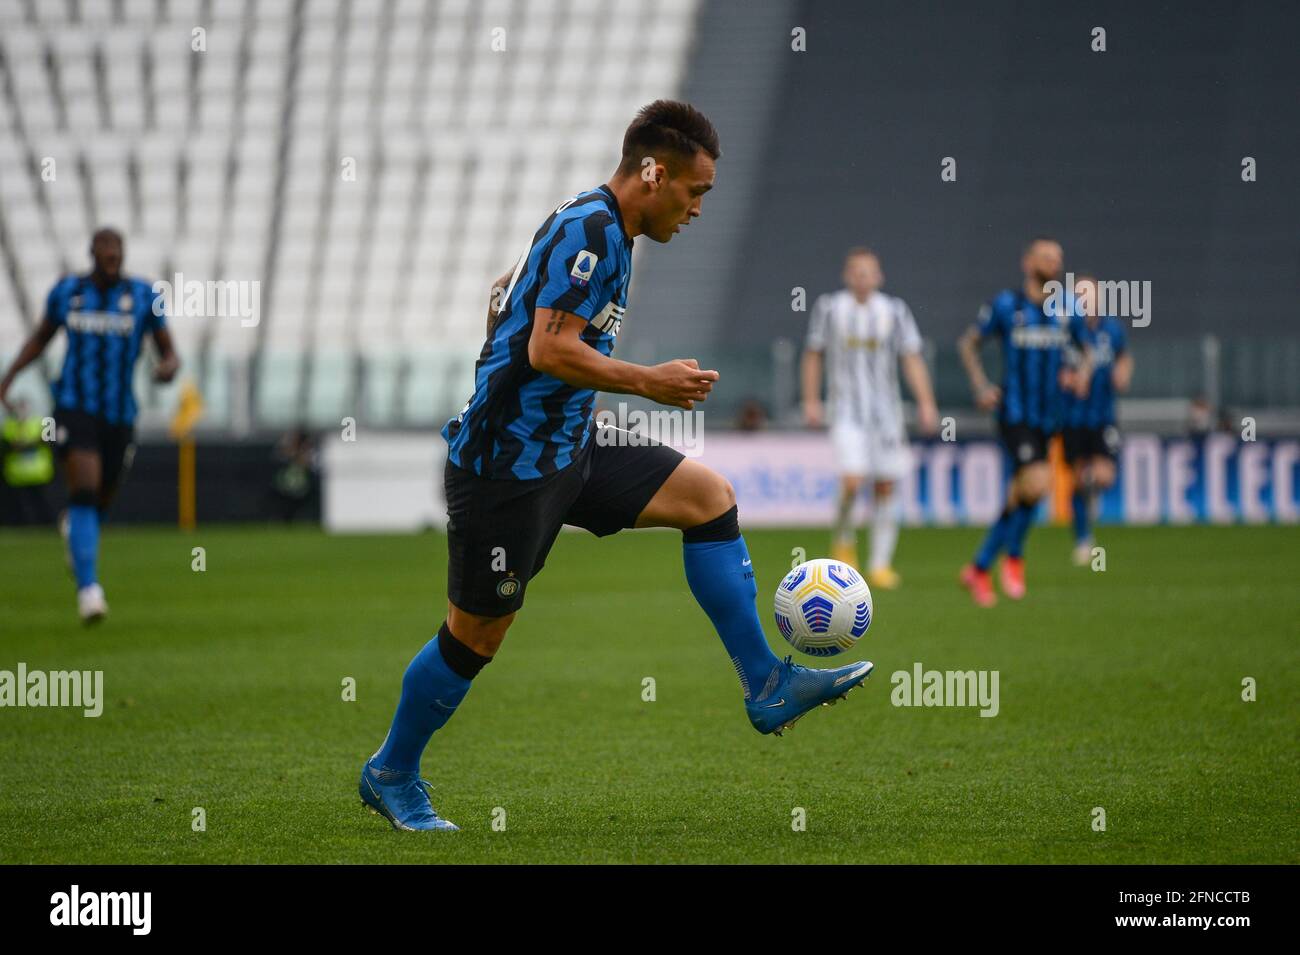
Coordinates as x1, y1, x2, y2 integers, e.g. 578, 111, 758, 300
0, 0, 701, 431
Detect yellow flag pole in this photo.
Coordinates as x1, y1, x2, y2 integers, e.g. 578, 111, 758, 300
169, 381, 204, 531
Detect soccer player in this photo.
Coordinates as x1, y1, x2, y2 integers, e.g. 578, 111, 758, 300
359, 101, 875, 832
801, 248, 938, 589
1062, 273, 1132, 565
956, 237, 1086, 607
0, 228, 179, 622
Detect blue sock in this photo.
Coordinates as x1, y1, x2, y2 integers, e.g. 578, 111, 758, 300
68, 504, 99, 589
1005, 503, 1037, 559
973, 508, 1011, 571
682, 511, 781, 702
1071, 490, 1090, 543
375, 631, 473, 773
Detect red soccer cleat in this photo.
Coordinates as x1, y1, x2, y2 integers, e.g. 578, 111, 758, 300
959, 564, 997, 608
1000, 556, 1026, 600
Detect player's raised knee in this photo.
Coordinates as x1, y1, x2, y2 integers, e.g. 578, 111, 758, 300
1019, 465, 1051, 503
683, 466, 735, 529
715, 472, 736, 513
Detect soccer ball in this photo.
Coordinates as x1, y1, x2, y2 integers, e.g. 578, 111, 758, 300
773, 559, 873, 657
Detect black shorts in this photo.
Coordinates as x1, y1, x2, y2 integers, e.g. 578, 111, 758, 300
445, 432, 685, 617
54, 407, 136, 492
1063, 425, 1121, 464
998, 421, 1050, 469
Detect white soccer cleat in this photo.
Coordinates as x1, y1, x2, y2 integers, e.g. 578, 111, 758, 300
77, 584, 108, 624
1072, 539, 1094, 567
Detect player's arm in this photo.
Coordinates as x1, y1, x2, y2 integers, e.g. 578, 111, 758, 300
958, 324, 1000, 411
901, 352, 939, 434
1112, 351, 1133, 392
151, 325, 180, 383
800, 347, 824, 426
800, 294, 831, 426
0, 317, 58, 412
528, 308, 717, 409
1066, 312, 1092, 398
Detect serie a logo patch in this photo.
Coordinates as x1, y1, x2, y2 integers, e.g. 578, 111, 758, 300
569, 250, 597, 287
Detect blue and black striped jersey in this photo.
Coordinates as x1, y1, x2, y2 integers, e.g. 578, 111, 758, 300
48, 274, 166, 425
1063, 315, 1127, 429
443, 185, 633, 480
977, 288, 1084, 434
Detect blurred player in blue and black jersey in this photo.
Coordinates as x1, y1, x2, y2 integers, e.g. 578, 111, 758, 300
957, 237, 1088, 606
359, 101, 876, 832
0, 228, 180, 622
1062, 273, 1132, 565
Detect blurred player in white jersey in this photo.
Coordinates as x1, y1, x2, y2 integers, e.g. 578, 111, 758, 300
801, 248, 938, 589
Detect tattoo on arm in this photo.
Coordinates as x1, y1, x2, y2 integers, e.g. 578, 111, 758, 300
544, 314, 566, 335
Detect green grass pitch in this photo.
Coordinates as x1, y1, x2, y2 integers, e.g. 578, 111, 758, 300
1, 523, 1296, 864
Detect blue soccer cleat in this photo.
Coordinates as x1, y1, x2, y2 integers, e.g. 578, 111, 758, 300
359, 756, 459, 831
745, 656, 874, 736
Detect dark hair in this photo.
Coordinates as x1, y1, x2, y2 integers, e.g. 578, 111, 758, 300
618, 100, 720, 175
1023, 235, 1059, 254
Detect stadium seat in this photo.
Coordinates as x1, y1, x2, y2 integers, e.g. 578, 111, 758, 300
0, 0, 702, 430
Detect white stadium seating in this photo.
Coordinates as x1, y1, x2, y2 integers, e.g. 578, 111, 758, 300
0, 0, 699, 431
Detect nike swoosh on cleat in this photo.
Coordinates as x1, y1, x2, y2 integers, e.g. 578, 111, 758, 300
742, 559, 752, 566
763, 698, 787, 708
833, 665, 872, 687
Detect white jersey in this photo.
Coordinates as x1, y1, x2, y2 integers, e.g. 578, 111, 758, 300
806, 288, 923, 438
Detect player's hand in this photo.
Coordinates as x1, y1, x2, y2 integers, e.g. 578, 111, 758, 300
803, 399, 824, 428
975, 384, 1001, 411
644, 359, 718, 409
153, 356, 179, 383
917, 401, 939, 436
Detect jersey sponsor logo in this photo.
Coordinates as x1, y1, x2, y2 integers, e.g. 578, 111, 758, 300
66, 311, 136, 336
569, 250, 598, 287
844, 336, 883, 351
1009, 325, 1067, 349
